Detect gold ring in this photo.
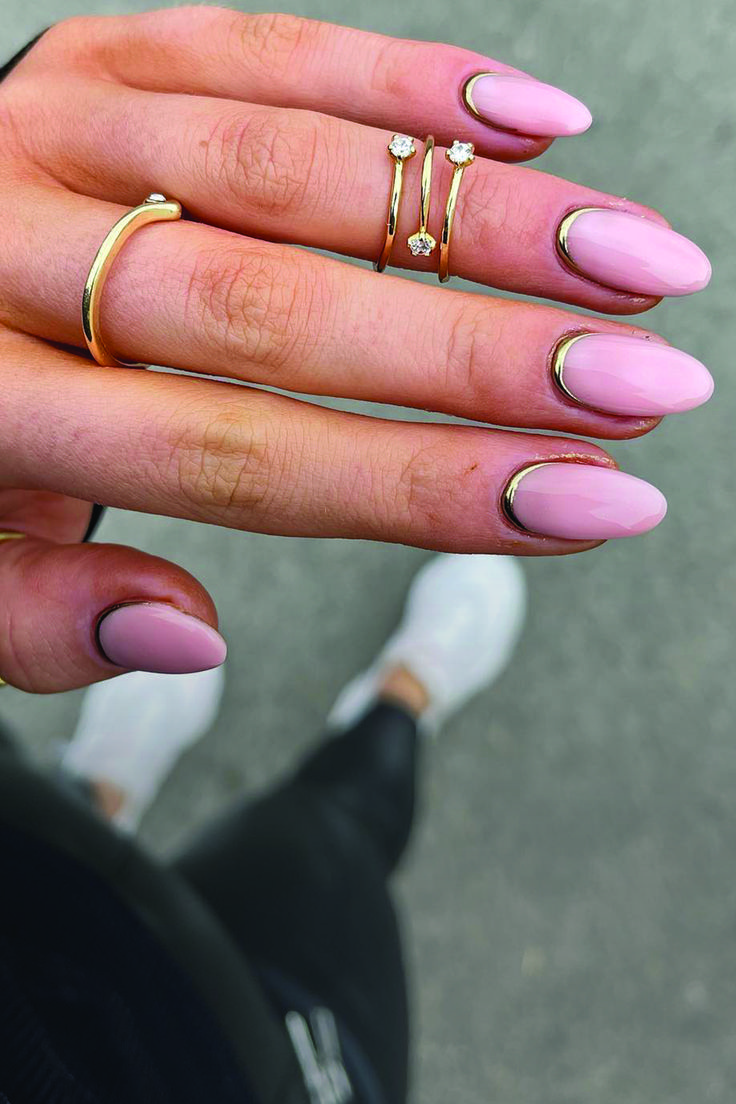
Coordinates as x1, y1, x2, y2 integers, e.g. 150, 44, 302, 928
407, 135, 436, 258
375, 135, 416, 273
438, 141, 476, 284
0, 531, 25, 687
82, 193, 182, 367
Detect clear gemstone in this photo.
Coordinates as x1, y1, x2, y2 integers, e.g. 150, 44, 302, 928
388, 134, 416, 160
145, 192, 167, 204
408, 232, 436, 257
447, 141, 475, 166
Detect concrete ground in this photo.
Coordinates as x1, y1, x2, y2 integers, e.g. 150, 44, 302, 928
2, 0, 735, 1101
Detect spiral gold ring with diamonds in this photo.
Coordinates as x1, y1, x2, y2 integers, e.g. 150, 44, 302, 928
438, 140, 476, 284
82, 194, 182, 367
407, 135, 436, 259
375, 134, 416, 273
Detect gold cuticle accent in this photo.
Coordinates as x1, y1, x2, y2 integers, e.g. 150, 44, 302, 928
501, 462, 556, 533
555, 207, 607, 278
462, 72, 496, 123
551, 331, 596, 405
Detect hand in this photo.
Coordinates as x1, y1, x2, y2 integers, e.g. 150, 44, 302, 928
0, 8, 712, 692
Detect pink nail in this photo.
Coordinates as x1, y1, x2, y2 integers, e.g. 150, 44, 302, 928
505, 462, 667, 540
464, 72, 592, 137
559, 208, 711, 297
557, 333, 714, 416
98, 602, 227, 673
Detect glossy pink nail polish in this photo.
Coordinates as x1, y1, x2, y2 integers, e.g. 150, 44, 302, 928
465, 72, 592, 137
560, 209, 711, 297
98, 602, 227, 673
507, 462, 667, 540
559, 334, 714, 416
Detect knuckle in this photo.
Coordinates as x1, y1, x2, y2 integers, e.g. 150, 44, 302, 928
165, 400, 275, 518
235, 12, 321, 78
208, 106, 326, 220
183, 244, 318, 379
30, 17, 101, 62
368, 38, 425, 98
442, 302, 496, 401
392, 439, 461, 531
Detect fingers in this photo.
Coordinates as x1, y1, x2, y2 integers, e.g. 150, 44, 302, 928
0, 329, 666, 559
20, 80, 710, 313
0, 535, 226, 693
35, 8, 592, 162
4, 186, 716, 439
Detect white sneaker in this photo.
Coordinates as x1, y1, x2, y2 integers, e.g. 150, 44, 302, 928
328, 554, 526, 734
61, 666, 225, 832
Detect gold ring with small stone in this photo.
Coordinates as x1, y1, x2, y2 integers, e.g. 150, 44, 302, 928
407, 135, 437, 259
375, 134, 417, 273
438, 140, 476, 284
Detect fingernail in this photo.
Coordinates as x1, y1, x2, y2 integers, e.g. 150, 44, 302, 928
98, 602, 227, 673
555, 333, 714, 416
463, 71, 592, 137
503, 462, 667, 540
558, 208, 712, 297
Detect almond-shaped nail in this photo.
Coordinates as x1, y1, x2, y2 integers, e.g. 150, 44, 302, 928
558, 208, 712, 297
98, 602, 227, 673
555, 333, 714, 416
463, 72, 592, 137
504, 463, 667, 540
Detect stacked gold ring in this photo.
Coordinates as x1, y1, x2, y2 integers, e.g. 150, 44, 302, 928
376, 135, 475, 283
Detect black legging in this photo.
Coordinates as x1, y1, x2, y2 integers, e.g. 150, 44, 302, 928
174, 702, 420, 1104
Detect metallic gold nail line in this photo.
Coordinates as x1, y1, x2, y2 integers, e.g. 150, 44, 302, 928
83, 196, 182, 368
551, 331, 595, 405
555, 206, 604, 277
462, 72, 493, 123
501, 461, 555, 533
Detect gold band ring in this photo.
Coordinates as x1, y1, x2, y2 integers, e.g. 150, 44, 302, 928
82, 193, 182, 367
438, 141, 476, 284
375, 135, 416, 273
0, 531, 26, 687
407, 135, 436, 258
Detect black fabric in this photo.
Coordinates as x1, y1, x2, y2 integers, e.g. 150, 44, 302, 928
0, 754, 308, 1104
1, 31, 107, 546
0, 820, 257, 1104
174, 703, 420, 1104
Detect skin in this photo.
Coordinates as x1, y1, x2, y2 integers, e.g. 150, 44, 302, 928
0, 8, 690, 693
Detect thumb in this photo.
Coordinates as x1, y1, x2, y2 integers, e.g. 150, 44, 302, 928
0, 534, 226, 693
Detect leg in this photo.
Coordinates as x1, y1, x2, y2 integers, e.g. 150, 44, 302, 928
173, 700, 419, 1104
